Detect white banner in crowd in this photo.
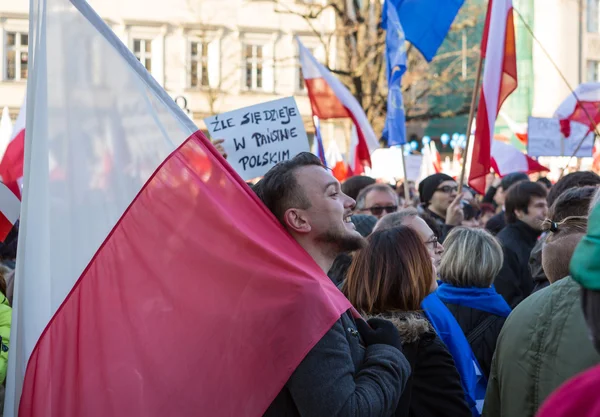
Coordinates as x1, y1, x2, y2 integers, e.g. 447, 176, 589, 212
528, 117, 594, 157
204, 97, 309, 180
369, 147, 423, 183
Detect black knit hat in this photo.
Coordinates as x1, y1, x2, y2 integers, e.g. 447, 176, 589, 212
350, 214, 378, 237
500, 172, 528, 191
418, 173, 455, 205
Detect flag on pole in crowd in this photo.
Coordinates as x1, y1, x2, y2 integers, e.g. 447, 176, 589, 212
312, 115, 327, 166
297, 38, 379, 174
499, 110, 528, 144
325, 140, 348, 182
430, 141, 442, 173
7, 1, 352, 416
0, 97, 26, 199
387, 0, 465, 62
0, 107, 13, 160
0, 182, 20, 242
554, 82, 600, 137
382, 0, 407, 147
469, 0, 518, 194
491, 140, 548, 177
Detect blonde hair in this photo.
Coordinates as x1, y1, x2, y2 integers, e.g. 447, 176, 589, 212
439, 227, 503, 288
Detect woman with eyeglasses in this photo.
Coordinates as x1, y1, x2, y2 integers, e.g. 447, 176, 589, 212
343, 226, 471, 417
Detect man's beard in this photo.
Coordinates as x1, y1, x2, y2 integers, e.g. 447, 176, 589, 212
316, 226, 367, 257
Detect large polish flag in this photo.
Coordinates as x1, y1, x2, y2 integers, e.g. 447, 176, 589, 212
6, 0, 352, 416
297, 38, 379, 174
468, 0, 518, 194
491, 140, 548, 177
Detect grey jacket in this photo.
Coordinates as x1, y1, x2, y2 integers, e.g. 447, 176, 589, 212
264, 310, 411, 417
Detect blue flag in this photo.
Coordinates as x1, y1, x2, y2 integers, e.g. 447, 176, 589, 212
382, 0, 407, 147
390, 0, 465, 62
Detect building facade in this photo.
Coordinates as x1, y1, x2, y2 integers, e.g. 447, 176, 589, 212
0, 0, 336, 134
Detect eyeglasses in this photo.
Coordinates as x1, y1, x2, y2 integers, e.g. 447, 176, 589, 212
435, 186, 458, 194
365, 206, 398, 216
425, 236, 439, 249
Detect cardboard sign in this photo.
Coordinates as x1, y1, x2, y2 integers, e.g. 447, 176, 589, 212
204, 97, 309, 180
528, 117, 595, 157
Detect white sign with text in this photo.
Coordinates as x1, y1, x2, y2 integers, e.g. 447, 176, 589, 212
204, 97, 309, 180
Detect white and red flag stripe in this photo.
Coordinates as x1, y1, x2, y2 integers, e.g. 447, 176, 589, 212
7, 0, 351, 416
0, 182, 20, 242
554, 82, 600, 136
297, 38, 378, 174
0, 96, 25, 199
469, 0, 518, 194
491, 140, 548, 177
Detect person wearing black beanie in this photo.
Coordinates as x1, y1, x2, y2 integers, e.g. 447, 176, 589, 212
418, 174, 465, 242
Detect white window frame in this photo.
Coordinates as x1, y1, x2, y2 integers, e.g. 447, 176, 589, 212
189, 40, 210, 89
132, 38, 153, 72
587, 60, 600, 82
243, 43, 265, 91
4, 31, 28, 81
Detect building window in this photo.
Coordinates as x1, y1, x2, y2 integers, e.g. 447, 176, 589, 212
587, 60, 600, 82
5, 32, 28, 81
133, 39, 152, 72
190, 41, 210, 88
244, 44, 264, 90
588, 0, 600, 32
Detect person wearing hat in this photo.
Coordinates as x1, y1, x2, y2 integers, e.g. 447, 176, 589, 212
534, 199, 600, 417
418, 174, 465, 242
484, 172, 529, 236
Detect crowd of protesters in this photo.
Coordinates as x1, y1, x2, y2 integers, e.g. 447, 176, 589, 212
252, 152, 600, 417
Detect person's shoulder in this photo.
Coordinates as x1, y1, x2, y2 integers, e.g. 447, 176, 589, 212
537, 365, 600, 417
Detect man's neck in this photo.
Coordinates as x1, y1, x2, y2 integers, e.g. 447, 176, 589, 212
298, 242, 335, 274
428, 206, 446, 220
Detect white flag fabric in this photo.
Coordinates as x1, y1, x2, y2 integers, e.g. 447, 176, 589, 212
5, 0, 196, 414
0, 108, 13, 161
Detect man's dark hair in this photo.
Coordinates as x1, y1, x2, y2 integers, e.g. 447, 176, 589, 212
254, 152, 324, 224
505, 181, 548, 224
547, 171, 600, 207
536, 177, 552, 190
341, 175, 376, 201
548, 186, 597, 221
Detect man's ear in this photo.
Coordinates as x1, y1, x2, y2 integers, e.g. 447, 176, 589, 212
283, 208, 311, 234
515, 209, 525, 220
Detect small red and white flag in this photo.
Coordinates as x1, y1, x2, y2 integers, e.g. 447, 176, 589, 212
325, 140, 348, 182
0, 96, 25, 199
7, 1, 352, 416
430, 141, 442, 173
555, 82, 600, 137
0, 181, 20, 242
469, 0, 518, 194
298, 38, 378, 174
491, 140, 548, 177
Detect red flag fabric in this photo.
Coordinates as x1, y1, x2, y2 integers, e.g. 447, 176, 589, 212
20, 131, 351, 417
469, 0, 518, 194
555, 83, 600, 134
297, 39, 379, 174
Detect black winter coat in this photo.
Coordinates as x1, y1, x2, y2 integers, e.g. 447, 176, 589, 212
369, 313, 471, 417
495, 221, 541, 307
443, 303, 507, 378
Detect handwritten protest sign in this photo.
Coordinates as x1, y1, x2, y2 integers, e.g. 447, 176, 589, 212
528, 117, 594, 157
204, 97, 309, 180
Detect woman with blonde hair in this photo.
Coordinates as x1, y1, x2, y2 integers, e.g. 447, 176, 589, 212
436, 227, 509, 379
343, 226, 471, 417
